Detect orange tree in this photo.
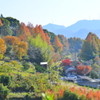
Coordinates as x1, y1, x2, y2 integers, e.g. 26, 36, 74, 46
54, 36, 63, 52
0, 38, 6, 59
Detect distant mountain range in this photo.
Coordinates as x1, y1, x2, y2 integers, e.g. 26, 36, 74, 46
43, 20, 100, 39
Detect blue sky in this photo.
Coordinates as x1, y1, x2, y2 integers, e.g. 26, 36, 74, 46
1, 0, 100, 26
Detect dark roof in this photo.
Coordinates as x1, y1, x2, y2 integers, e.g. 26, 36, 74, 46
63, 65, 72, 70
77, 75, 99, 82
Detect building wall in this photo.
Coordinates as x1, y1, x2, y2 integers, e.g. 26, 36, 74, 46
77, 81, 99, 88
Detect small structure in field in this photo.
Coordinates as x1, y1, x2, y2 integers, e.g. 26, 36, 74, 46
40, 62, 48, 69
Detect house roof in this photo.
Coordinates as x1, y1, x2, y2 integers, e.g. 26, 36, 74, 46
63, 65, 72, 70
40, 62, 48, 65
77, 75, 98, 82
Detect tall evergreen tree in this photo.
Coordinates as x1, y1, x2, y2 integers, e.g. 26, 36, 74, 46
0, 18, 12, 36
6, 17, 20, 28
0, 14, 3, 18
68, 37, 83, 53
80, 32, 100, 61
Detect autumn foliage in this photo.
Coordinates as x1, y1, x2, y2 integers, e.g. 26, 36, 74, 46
18, 22, 31, 36
43, 83, 100, 100
4, 36, 20, 45
62, 59, 72, 66
76, 65, 92, 75
17, 22, 31, 41
54, 36, 63, 52
32, 25, 51, 44
4, 36, 28, 59
13, 41, 28, 59
0, 16, 100, 100
69, 86, 100, 100
0, 38, 6, 54
62, 59, 92, 75
0, 19, 3, 26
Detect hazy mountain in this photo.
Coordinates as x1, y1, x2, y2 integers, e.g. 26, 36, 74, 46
43, 20, 100, 39
43, 23, 66, 31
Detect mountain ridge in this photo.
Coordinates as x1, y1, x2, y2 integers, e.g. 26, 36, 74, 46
43, 20, 100, 39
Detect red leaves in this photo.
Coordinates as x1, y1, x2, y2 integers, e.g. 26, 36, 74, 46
76, 65, 92, 75
46, 89, 54, 95
58, 89, 64, 97
86, 90, 94, 99
61, 59, 92, 75
62, 59, 72, 66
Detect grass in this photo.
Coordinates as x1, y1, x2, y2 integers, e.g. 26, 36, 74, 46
8, 92, 28, 98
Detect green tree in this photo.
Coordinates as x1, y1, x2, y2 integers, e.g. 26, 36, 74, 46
28, 45, 44, 64
0, 14, 3, 18
6, 17, 20, 28
0, 75, 13, 86
28, 35, 53, 64
80, 32, 100, 61
68, 37, 83, 53
0, 18, 12, 36
89, 63, 100, 78
5, 17, 20, 36
0, 84, 10, 100
43, 29, 56, 44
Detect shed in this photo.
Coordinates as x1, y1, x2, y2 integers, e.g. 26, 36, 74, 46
40, 62, 48, 69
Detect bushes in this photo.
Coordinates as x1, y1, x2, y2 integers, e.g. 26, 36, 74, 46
0, 75, 13, 86
42, 88, 88, 100
90, 70, 99, 79
10, 76, 34, 92
58, 90, 87, 100
34, 63, 47, 73
0, 84, 10, 99
25, 93, 42, 100
22, 61, 30, 71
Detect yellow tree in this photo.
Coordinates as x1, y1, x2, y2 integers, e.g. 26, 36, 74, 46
0, 38, 6, 59
13, 41, 28, 59
4, 36, 28, 59
0, 19, 3, 26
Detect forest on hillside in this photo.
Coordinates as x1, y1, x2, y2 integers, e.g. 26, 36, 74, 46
1, 14, 100, 100
0, 14, 84, 64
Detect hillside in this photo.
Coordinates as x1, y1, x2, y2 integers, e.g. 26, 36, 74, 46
43, 20, 100, 39
1, 15, 100, 100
